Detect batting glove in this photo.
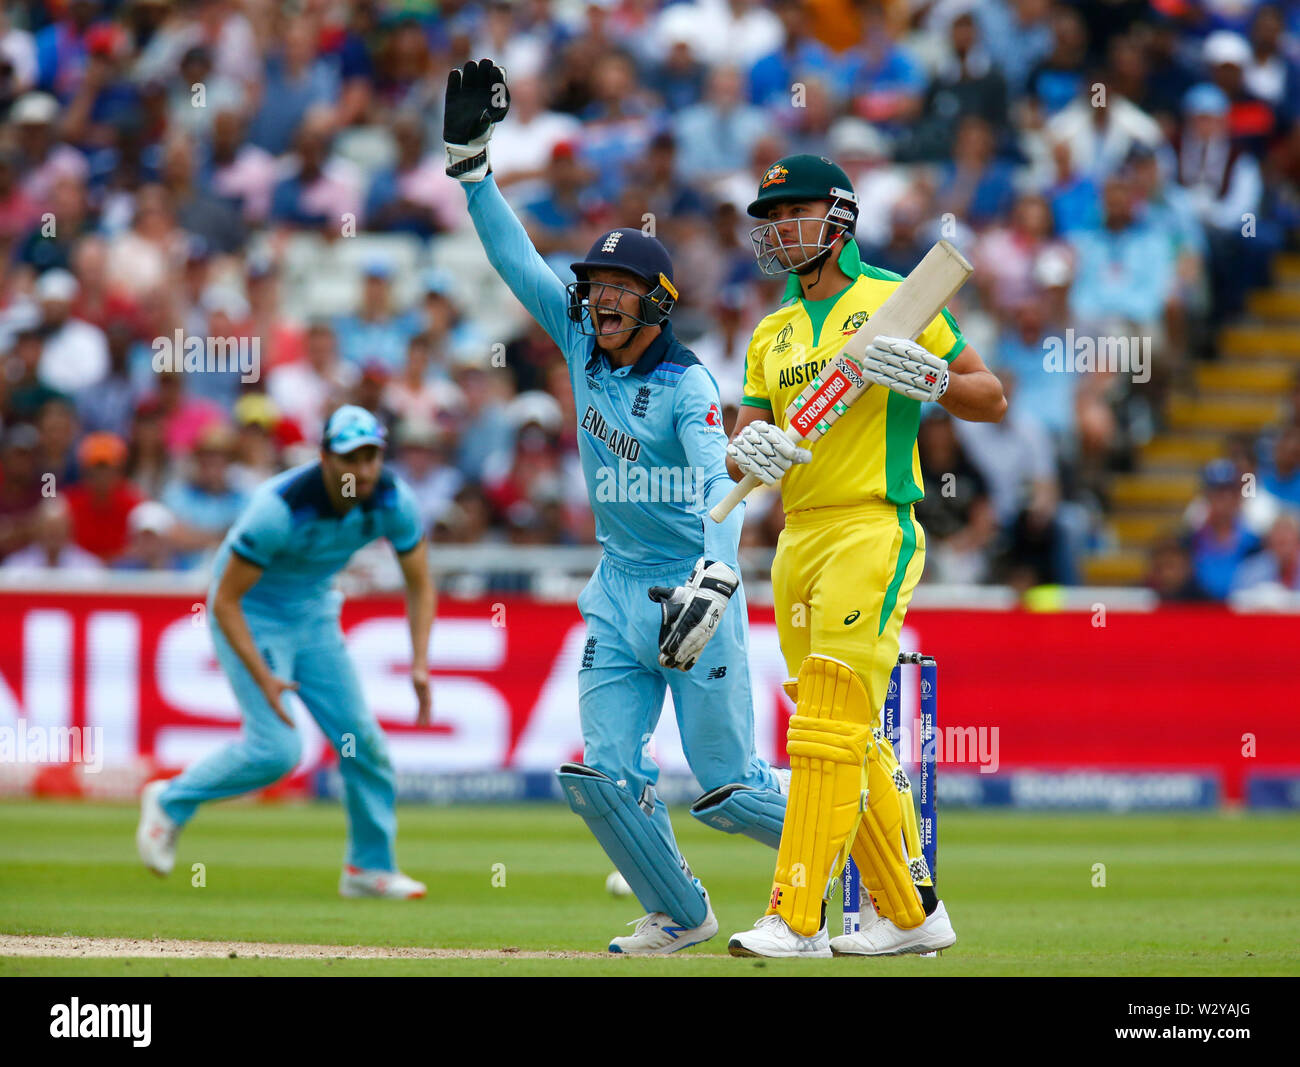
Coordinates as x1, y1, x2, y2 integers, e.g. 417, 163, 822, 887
444, 58, 510, 182
647, 559, 739, 671
726, 420, 811, 486
860, 335, 950, 403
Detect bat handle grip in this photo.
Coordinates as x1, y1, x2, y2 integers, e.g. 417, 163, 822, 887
709, 473, 760, 522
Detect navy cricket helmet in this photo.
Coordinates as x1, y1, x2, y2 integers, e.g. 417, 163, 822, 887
566, 228, 679, 336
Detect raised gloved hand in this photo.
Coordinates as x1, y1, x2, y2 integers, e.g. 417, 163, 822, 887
444, 58, 510, 182
647, 559, 740, 671
726, 420, 812, 486
860, 335, 950, 403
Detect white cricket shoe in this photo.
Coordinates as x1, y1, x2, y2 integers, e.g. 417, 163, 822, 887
608, 892, 718, 954
339, 865, 427, 899
136, 779, 180, 877
830, 901, 957, 956
727, 914, 832, 958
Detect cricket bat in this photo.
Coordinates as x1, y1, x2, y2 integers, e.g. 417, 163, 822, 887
710, 240, 973, 522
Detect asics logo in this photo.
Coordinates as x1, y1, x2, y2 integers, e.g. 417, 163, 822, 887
844, 610, 861, 625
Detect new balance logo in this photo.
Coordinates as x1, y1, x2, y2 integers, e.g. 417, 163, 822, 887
601, 232, 623, 254
706, 666, 727, 679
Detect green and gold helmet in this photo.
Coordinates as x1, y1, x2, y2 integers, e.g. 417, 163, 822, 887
747, 154, 859, 276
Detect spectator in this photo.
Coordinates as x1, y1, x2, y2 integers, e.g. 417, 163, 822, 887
228, 393, 282, 493
1186, 459, 1262, 601
1, 497, 104, 575
124, 397, 175, 499
1045, 60, 1165, 184
0, 147, 40, 245
4, 319, 68, 422
1232, 512, 1300, 595
390, 418, 463, 535
490, 72, 583, 196
0, 424, 43, 560
113, 500, 183, 571
1174, 83, 1267, 323
363, 113, 465, 238
1147, 535, 1211, 602
75, 318, 138, 438
645, 25, 709, 113
267, 109, 364, 232
332, 259, 423, 373
161, 423, 248, 564
203, 109, 279, 224
160, 132, 246, 254
386, 333, 462, 429
915, 410, 998, 585
839, 1, 927, 132
15, 173, 95, 274
62, 431, 145, 562
1025, 4, 1089, 116
520, 142, 606, 259
906, 9, 1009, 162
1068, 173, 1175, 334
749, 0, 836, 110
936, 115, 1016, 228
1202, 30, 1279, 155
973, 191, 1071, 314
105, 184, 187, 300
245, 18, 339, 156
12, 91, 89, 202
1260, 423, 1300, 509
36, 269, 110, 396
267, 320, 357, 444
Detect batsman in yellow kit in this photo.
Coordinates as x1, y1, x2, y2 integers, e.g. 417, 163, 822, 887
723, 155, 1007, 958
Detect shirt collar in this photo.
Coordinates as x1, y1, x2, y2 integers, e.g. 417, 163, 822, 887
587, 320, 677, 377
781, 238, 863, 302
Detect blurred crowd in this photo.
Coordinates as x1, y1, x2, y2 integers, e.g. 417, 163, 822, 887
0, 0, 1298, 591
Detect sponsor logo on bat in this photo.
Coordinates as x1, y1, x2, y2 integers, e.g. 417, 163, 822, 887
790, 372, 850, 436
838, 356, 865, 389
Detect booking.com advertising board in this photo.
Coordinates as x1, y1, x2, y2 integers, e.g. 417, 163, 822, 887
0, 591, 1297, 810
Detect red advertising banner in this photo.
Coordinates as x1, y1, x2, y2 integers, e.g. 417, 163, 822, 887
0, 592, 1296, 800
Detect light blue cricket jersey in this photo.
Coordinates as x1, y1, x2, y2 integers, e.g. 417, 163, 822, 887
465, 176, 743, 568
210, 462, 423, 619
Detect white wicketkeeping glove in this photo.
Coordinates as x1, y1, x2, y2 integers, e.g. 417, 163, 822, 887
726, 420, 812, 486
647, 559, 739, 671
860, 335, 950, 403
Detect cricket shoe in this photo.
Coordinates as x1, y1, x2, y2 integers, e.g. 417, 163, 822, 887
608, 891, 718, 954
727, 914, 832, 958
136, 779, 180, 877
339, 866, 427, 899
830, 901, 957, 956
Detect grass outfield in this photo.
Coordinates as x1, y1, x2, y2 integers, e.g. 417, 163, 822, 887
0, 799, 1297, 976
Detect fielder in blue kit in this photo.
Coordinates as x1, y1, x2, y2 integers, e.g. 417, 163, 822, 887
447, 59, 786, 953
135, 406, 437, 899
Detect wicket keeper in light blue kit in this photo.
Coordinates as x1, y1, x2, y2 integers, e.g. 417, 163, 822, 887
136, 406, 437, 899
447, 59, 787, 953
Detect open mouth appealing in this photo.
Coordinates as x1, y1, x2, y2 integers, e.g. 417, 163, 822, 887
596, 310, 625, 335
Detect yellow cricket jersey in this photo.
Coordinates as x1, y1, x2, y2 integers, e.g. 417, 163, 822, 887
741, 241, 966, 514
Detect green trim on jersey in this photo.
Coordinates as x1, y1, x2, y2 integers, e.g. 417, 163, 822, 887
742, 395, 773, 409
884, 389, 925, 504
799, 279, 855, 347
878, 504, 918, 636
